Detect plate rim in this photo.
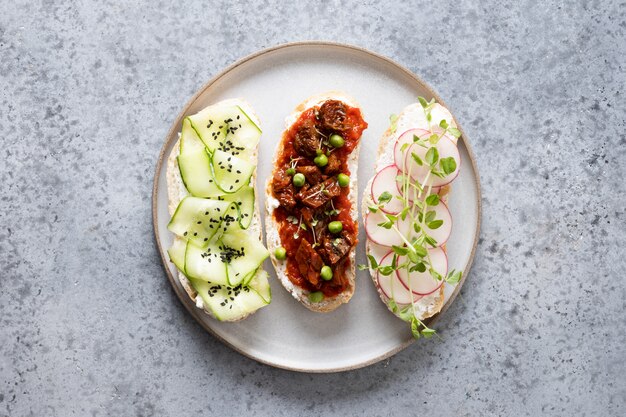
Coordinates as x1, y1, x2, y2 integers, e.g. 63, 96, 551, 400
152, 40, 482, 373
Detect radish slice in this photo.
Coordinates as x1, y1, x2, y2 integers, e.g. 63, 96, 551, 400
396, 247, 448, 295
398, 201, 453, 248
371, 165, 404, 214
376, 251, 423, 305
395, 172, 441, 203
393, 128, 430, 170
403, 135, 461, 187
364, 210, 403, 247
368, 242, 392, 265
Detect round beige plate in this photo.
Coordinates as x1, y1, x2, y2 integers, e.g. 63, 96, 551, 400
153, 42, 481, 372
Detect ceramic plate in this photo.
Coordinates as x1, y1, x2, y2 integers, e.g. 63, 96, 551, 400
153, 42, 481, 372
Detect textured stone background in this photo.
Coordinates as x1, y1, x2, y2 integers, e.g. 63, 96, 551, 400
1, 0, 624, 416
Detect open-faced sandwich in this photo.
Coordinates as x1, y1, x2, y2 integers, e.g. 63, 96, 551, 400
166, 99, 271, 322
361, 97, 463, 338
265, 92, 368, 312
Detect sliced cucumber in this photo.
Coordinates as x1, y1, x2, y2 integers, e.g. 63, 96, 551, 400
189, 280, 266, 321
248, 269, 271, 303
189, 268, 270, 321
211, 150, 255, 194
177, 151, 224, 197
167, 197, 230, 248
241, 267, 259, 287
188, 105, 261, 160
231, 105, 262, 157
232, 186, 254, 229
167, 237, 187, 272
179, 117, 205, 155
188, 104, 230, 152
221, 230, 269, 286
211, 186, 254, 229
184, 240, 228, 285
177, 118, 225, 197
211, 202, 240, 239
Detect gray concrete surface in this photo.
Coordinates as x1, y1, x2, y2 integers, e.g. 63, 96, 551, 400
1, 1, 625, 416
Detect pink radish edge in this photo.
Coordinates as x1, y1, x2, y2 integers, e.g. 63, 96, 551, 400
376, 251, 423, 305
370, 165, 404, 214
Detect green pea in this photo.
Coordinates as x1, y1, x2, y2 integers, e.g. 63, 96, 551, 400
328, 221, 343, 234
275, 247, 287, 260
320, 265, 333, 281
286, 167, 295, 176
309, 291, 324, 303
337, 173, 350, 187
314, 154, 328, 167
329, 134, 345, 148
292, 173, 305, 187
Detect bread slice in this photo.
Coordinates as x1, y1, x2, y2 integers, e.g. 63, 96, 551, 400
265, 91, 364, 312
362, 102, 458, 321
166, 98, 263, 322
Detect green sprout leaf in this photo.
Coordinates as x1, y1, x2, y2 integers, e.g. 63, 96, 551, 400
398, 307, 414, 322
421, 328, 436, 338
378, 191, 393, 204
378, 220, 394, 229
430, 269, 443, 281
385, 213, 398, 222
411, 152, 423, 166
425, 194, 440, 206
424, 235, 438, 247
446, 270, 462, 284
439, 119, 449, 129
427, 220, 443, 229
412, 243, 427, 257
378, 265, 394, 276
367, 255, 378, 269
418, 96, 428, 108
448, 127, 461, 138
440, 157, 457, 175
392, 245, 409, 256
428, 134, 439, 144
389, 113, 399, 133
368, 206, 379, 213
425, 210, 437, 223
426, 147, 439, 166
400, 142, 409, 152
